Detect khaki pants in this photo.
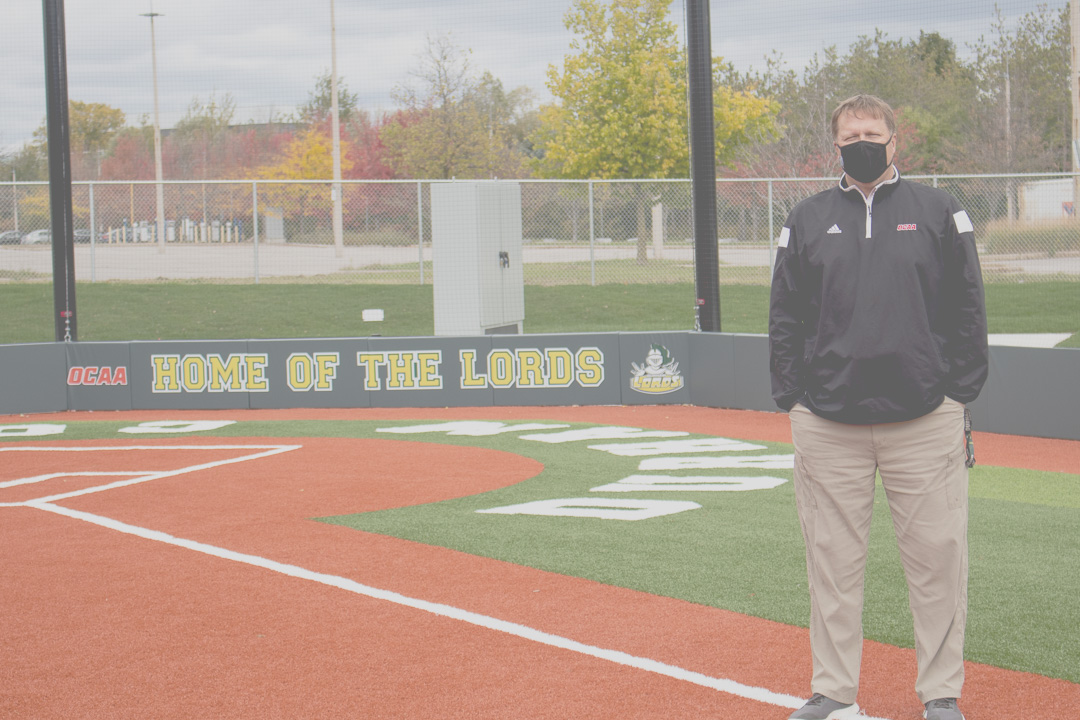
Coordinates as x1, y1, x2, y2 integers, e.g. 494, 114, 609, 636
790, 398, 968, 705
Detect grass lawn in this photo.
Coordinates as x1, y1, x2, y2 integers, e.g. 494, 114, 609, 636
1, 281, 1077, 346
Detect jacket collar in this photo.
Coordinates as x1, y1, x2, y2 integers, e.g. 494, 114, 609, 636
839, 166, 901, 200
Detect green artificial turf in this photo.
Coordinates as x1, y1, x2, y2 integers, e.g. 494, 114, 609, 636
4, 417, 1078, 682
312, 421, 1080, 682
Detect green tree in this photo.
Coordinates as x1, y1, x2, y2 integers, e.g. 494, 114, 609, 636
729, 30, 978, 183
0, 142, 48, 182
295, 70, 359, 126
966, 5, 1070, 175
835, 31, 976, 174
732, 8, 1070, 183
474, 70, 539, 170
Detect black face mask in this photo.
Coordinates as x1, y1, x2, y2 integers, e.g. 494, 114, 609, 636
838, 136, 892, 184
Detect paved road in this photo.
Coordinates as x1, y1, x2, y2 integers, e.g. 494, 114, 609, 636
1, 243, 1077, 282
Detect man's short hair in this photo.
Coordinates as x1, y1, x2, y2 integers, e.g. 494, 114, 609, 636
831, 94, 896, 140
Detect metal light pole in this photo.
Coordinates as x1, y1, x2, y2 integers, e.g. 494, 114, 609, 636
1071, 0, 1080, 215
141, 2, 167, 252
329, 0, 344, 257
686, 0, 721, 331
42, 0, 78, 341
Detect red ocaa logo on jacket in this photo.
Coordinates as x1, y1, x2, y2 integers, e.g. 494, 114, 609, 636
67, 366, 128, 386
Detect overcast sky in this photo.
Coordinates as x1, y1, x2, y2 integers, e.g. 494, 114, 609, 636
0, 0, 1064, 153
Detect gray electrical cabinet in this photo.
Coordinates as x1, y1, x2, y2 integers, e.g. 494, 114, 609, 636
431, 182, 525, 336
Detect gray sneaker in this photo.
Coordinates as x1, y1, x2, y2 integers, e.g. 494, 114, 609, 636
924, 698, 965, 720
789, 693, 861, 719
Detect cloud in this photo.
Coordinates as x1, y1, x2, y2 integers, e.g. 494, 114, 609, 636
0, 0, 1062, 149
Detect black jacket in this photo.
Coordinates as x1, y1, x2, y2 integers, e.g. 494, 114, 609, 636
769, 171, 989, 425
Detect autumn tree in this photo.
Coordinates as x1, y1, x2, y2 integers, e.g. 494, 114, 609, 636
254, 126, 355, 240
381, 33, 533, 179
346, 111, 395, 179
99, 128, 153, 180
171, 93, 237, 179
23, 101, 127, 180
69, 102, 126, 179
293, 70, 395, 179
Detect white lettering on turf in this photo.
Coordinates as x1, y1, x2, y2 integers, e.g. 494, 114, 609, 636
588, 438, 765, 456
368, 421, 789, 520
475, 498, 701, 520
638, 455, 794, 470
519, 426, 688, 443
0, 424, 67, 437
590, 475, 788, 493
377, 421, 570, 436
118, 420, 237, 434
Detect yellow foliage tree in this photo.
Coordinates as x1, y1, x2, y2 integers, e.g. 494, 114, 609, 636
255, 127, 356, 242
31, 100, 126, 179
257, 127, 354, 181
531, 0, 777, 261
533, 0, 777, 180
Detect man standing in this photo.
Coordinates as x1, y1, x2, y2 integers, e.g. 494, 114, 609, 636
769, 95, 988, 720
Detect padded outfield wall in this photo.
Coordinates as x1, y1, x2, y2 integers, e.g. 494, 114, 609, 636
1, 333, 1078, 441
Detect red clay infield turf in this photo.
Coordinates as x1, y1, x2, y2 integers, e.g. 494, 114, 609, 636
1, 406, 1077, 719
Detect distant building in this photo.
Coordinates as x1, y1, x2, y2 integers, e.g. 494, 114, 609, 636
1019, 178, 1075, 222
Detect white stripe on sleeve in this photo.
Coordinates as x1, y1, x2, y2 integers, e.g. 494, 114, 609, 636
953, 210, 974, 234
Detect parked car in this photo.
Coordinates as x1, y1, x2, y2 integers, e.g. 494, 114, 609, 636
74, 229, 93, 243
0, 230, 23, 244
22, 229, 51, 244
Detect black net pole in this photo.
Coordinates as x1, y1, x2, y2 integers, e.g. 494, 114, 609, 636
685, 0, 720, 332
42, 0, 78, 341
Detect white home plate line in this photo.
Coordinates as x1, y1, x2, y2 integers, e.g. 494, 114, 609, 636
0, 445, 301, 506
27, 499, 891, 719
0, 471, 147, 490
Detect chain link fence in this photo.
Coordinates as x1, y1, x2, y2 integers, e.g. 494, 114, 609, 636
4, 174, 1079, 288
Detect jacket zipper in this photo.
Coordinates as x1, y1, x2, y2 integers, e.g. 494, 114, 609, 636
839, 168, 899, 238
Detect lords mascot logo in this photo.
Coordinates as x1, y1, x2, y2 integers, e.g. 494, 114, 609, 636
629, 345, 684, 395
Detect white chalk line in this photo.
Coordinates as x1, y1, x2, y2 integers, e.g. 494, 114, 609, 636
4, 441, 894, 718
25, 499, 892, 718
0, 471, 146, 490
0, 445, 301, 505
